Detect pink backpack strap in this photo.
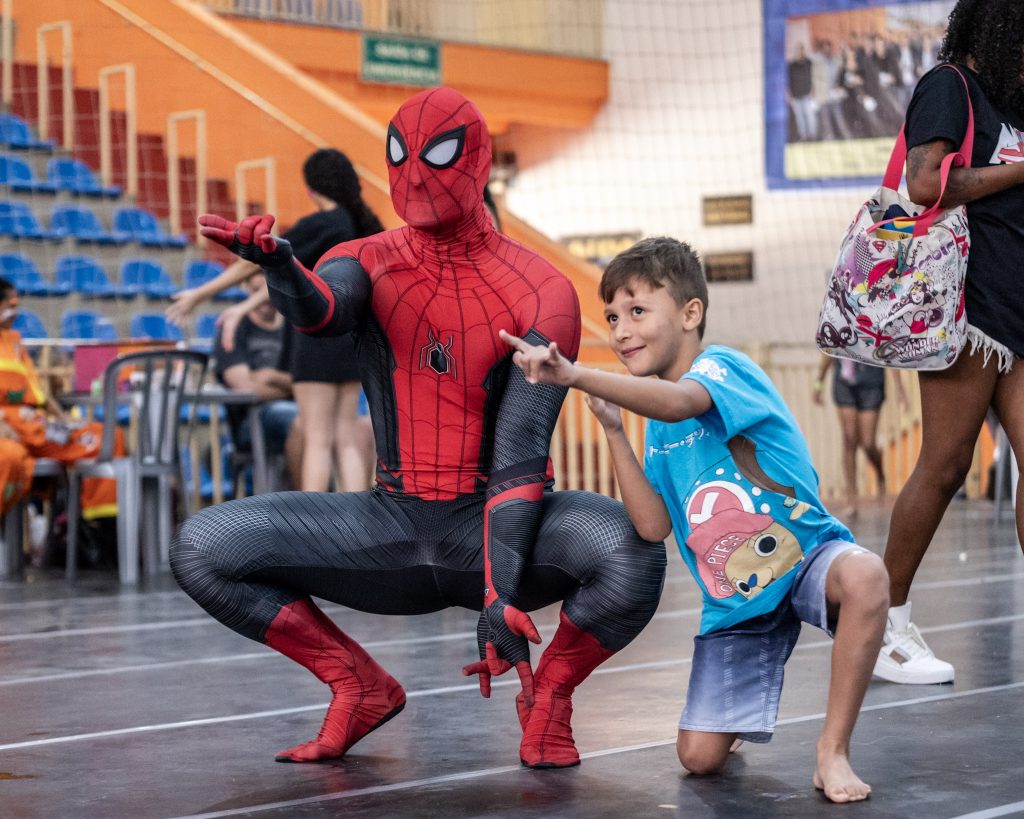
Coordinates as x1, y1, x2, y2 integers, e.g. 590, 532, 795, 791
873, 64, 975, 238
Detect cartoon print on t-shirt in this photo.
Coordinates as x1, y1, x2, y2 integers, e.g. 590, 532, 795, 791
991, 122, 1024, 165
683, 476, 805, 600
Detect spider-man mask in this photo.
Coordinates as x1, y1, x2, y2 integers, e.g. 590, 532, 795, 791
386, 87, 491, 233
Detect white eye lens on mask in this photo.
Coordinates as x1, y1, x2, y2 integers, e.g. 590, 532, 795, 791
388, 135, 407, 165
421, 138, 459, 167
418, 126, 466, 170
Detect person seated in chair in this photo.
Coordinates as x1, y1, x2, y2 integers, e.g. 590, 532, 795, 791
213, 273, 300, 490
0, 276, 124, 556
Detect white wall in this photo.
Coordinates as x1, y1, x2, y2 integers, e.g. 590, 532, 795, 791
505, 0, 875, 348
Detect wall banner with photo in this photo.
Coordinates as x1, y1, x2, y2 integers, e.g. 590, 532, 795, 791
764, 0, 955, 189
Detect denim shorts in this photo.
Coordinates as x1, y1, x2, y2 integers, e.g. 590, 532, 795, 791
832, 379, 885, 412
679, 539, 865, 743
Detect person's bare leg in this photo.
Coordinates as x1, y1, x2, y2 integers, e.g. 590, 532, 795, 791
284, 414, 304, 490
332, 382, 370, 492
837, 406, 859, 519
814, 549, 888, 802
357, 415, 376, 486
676, 729, 737, 775
991, 363, 1024, 552
857, 408, 885, 496
884, 352, 997, 605
293, 382, 336, 492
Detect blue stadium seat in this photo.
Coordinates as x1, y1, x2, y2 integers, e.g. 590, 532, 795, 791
54, 255, 134, 299
119, 258, 177, 300
12, 308, 48, 339
0, 154, 58, 194
45, 157, 121, 197
195, 312, 219, 340
0, 114, 55, 151
59, 310, 125, 422
183, 259, 222, 289
50, 204, 129, 245
0, 201, 62, 241
113, 207, 188, 249
59, 309, 118, 341
184, 259, 245, 301
130, 312, 184, 342
0, 253, 71, 297
189, 312, 220, 355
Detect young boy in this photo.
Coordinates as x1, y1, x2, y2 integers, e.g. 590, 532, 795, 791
501, 237, 888, 803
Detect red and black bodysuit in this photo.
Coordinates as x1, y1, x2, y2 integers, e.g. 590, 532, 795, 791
172, 87, 665, 768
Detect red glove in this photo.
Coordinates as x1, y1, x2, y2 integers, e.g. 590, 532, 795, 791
198, 213, 293, 267
461, 602, 542, 706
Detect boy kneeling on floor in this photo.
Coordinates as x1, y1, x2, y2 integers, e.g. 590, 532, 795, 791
501, 237, 888, 803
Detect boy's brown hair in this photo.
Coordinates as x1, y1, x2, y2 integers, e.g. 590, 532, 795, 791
599, 237, 709, 338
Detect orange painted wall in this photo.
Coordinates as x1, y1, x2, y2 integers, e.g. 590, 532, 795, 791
15, 0, 394, 230
15, 0, 611, 342
227, 18, 610, 133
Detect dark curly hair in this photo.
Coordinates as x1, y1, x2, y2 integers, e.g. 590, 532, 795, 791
939, 0, 1024, 115
303, 148, 384, 239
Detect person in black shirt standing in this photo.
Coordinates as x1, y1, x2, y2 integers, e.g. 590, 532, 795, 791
874, 0, 1024, 686
170, 149, 383, 491
213, 272, 299, 486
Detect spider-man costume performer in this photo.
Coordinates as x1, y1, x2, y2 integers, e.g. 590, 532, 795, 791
171, 87, 665, 768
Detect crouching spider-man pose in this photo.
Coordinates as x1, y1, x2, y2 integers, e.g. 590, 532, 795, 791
171, 87, 666, 768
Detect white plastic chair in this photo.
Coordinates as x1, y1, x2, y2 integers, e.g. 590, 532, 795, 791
66, 349, 208, 584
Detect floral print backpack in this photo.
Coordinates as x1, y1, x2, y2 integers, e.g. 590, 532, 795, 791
816, 65, 973, 371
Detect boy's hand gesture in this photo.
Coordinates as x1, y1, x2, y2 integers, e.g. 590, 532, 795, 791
500, 329, 576, 386
198, 214, 294, 268
585, 395, 623, 433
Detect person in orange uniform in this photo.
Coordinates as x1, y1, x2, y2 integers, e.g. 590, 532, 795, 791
0, 276, 122, 523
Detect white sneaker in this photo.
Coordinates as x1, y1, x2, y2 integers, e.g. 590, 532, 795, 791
873, 603, 954, 684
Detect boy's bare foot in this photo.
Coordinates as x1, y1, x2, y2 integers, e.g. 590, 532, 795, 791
813, 750, 871, 803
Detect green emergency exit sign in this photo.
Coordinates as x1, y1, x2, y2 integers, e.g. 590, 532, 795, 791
361, 35, 441, 87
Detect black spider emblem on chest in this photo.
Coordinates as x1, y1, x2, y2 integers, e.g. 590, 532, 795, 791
418, 328, 457, 379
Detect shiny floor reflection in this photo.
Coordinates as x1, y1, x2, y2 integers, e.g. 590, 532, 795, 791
0, 499, 1021, 818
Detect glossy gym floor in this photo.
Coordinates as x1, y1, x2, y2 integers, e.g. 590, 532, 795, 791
1, 498, 1022, 818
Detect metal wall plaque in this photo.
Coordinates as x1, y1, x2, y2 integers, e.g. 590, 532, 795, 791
704, 251, 753, 282
702, 195, 753, 226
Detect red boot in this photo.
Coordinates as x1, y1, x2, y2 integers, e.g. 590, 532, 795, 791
519, 611, 614, 768
264, 599, 406, 763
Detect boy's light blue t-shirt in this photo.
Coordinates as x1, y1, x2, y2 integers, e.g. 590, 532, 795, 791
643, 345, 852, 634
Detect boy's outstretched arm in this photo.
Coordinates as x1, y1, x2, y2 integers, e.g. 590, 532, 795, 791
587, 395, 672, 542
500, 330, 713, 424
